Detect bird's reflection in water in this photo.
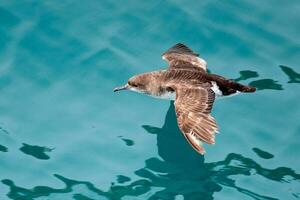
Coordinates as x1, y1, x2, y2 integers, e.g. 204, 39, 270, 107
2, 103, 300, 200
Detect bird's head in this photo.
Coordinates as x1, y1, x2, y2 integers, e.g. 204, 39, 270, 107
113, 74, 149, 94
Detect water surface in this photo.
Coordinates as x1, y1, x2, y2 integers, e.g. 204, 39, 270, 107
0, 0, 300, 199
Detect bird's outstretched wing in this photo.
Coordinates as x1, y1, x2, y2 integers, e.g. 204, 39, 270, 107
174, 85, 218, 154
162, 43, 207, 72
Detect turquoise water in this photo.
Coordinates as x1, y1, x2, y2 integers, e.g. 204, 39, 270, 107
0, 0, 300, 199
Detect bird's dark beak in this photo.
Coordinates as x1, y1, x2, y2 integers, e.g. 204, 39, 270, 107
113, 84, 129, 92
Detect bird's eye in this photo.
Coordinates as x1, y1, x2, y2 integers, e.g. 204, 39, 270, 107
128, 81, 138, 87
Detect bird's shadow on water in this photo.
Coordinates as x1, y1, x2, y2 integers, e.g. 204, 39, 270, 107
232, 65, 300, 90
2, 65, 300, 200
233, 70, 284, 90
140, 103, 300, 200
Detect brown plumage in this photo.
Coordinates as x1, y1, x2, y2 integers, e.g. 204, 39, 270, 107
114, 43, 256, 154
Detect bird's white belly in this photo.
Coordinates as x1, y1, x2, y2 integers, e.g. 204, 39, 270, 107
152, 91, 176, 100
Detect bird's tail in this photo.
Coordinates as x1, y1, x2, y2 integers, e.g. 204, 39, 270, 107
230, 81, 256, 93
207, 73, 256, 94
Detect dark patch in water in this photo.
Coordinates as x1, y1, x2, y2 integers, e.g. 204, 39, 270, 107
141, 125, 161, 134
118, 136, 134, 146
116, 175, 131, 184
0, 126, 9, 134
73, 193, 95, 200
280, 65, 300, 83
252, 147, 274, 159
234, 70, 259, 82
249, 79, 283, 90
292, 192, 300, 198
233, 66, 300, 91
19, 143, 53, 160
122, 139, 134, 146
0, 144, 8, 152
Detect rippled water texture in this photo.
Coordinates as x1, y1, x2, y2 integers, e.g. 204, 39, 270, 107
0, 1, 300, 199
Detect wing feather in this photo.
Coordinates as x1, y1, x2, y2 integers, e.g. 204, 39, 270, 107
162, 43, 207, 72
174, 86, 218, 154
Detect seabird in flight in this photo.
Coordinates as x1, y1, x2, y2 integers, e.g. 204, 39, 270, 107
114, 43, 256, 154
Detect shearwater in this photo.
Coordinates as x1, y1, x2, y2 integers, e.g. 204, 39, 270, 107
114, 43, 256, 154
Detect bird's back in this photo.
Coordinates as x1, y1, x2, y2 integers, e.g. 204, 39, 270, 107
162, 69, 208, 86
161, 69, 255, 96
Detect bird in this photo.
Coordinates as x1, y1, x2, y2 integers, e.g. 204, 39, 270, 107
114, 43, 256, 154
